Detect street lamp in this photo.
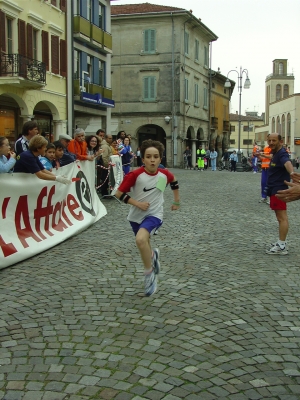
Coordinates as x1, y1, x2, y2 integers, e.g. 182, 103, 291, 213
224, 67, 251, 171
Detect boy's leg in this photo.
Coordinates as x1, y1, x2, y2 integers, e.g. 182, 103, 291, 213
135, 228, 152, 270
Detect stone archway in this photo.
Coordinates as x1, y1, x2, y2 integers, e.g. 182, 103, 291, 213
137, 124, 167, 165
34, 101, 61, 140
0, 93, 30, 142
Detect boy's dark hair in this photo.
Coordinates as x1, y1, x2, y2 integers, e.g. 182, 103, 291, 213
53, 140, 64, 150
22, 121, 38, 137
46, 143, 55, 150
140, 139, 164, 158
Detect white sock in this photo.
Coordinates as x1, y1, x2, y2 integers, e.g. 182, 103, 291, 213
144, 267, 153, 275
277, 240, 286, 249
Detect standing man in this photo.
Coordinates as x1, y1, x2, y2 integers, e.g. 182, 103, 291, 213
96, 129, 105, 142
183, 146, 192, 169
265, 133, 294, 255
210, 148, 218, 171
258, 134, 272, 204
252, 141, 260, 173
204, 146, 210, 170
15, 121, 39, 156
222, 148, 230, 170
196, 144, 205, 171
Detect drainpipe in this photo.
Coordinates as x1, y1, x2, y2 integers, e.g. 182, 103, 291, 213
208, 41, 212, 149
171, 13, 175, 167
67, 0, 74, 136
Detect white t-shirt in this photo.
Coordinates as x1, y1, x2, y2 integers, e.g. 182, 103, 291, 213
118, 166, 174, 223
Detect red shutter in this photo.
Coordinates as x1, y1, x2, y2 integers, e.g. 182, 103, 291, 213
18, 19, 26, 57
60, 39, 67, 77
27, 24, 33, 59
51, 0, 57, 6
42, 30, 49, 71
51, 35, 59, 74
0, 10, 6, 53
60, 0, 66, 12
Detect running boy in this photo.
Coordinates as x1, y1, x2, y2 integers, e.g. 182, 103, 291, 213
116, 140, 180, 296
39, 143, 55, 171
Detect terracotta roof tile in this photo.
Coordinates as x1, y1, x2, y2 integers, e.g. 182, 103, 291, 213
229, 113, 264, 122
111, 2, 184, 16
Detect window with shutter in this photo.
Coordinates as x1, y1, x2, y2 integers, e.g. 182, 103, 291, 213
184, 32, 189, 55
60, 39, 67, 77
143, 76, 156, 101
51, 0, 57, 6
60, 0, 66, 12
143, 29, 156, 53
27, 24, 33, 59
51, 35, 59, 74
203, 87, 208, 108
18, 19, 26, 57
0, 10, 6, 53
194, 83, 198, 105
42, 30, 49, 71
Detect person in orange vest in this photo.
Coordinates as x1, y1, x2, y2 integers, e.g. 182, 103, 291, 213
258, 134, 272, 204
67, 128, 94, 161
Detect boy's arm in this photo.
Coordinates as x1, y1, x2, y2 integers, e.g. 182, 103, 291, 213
170, 177, 180, 210
115, 190, 150, 211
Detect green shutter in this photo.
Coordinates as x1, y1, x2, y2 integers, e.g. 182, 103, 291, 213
150, 30, 155, 52
144, 77, 149, 99
150, 76, 155, 99
144, 30, 149, 52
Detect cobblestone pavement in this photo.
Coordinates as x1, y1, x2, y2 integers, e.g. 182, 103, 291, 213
1, 169, 300, 400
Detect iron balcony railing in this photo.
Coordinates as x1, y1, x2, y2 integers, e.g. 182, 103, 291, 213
0, 53, 46, 84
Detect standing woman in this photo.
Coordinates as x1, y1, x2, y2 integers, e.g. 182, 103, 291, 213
119, 137, 133, 175
0, 137, 16, 173
86, 135, 102, 158
230, 150, 238, 172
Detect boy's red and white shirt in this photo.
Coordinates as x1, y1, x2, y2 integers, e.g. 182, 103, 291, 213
118, 166, 174, 223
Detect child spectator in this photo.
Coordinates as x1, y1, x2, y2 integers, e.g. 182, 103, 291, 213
0, 136, 16, 173
115, 139, 180, 297
39, 143, 56, 171
14, 135, 71, 185
52, 141, 65, 169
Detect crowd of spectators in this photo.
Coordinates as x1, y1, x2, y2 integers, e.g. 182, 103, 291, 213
0, 124, 136, 194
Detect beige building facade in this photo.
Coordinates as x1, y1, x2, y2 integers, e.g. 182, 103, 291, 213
0, 0, 67, 142
111, 3, 218, 167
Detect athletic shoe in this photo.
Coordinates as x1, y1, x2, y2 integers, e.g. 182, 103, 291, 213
266, 244, 288, 255
152, 248, 160, 275
154, 229, 159, 235
266, 199, 270, 205
259, 198, 267, 203
144, 270, 157, 296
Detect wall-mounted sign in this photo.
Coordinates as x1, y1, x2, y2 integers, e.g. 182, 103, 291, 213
294, 138, 300, 145
81, 93, 115, 108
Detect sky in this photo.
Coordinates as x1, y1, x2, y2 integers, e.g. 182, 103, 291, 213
112, 0, 300, 116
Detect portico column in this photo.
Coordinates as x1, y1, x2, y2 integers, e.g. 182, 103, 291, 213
191, 139, 197, 166
53, 120, 67, 141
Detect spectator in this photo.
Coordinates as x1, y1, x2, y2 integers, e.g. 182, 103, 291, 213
86, 135, 102, 158
39, 143, 56, 171
117, 130, 126, 142
210, 148, 218, 171
0, 136, 16, 173
41, 132, 50, 143
14, 136, 71, 184
96, 129, 105, 142
296, 156, 300, 170
230, 150, 238, 172
119, 137, 133, 175
183, 146, 192, 169
252, 141, 260, 173
258, 135, 272, 204
111, 139, 119, 155
99, 133, 113, 197
15, 121, 39, 156
58, 133, 76, 166
205, 146, 210, 170
52, 141, 65, 169
196, 144, 205, 171
67, 128, 94, 161
222, 148, 230, 169
136, 147, 142, 167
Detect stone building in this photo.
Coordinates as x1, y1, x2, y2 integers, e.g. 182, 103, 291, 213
111, 3, 218, 167
0, 0, 67, 142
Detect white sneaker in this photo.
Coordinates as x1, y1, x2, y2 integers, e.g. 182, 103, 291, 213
266, 244, 288, 255
259, 198, 267, 203
253, 171, 257, 174
266, 199, 270, 205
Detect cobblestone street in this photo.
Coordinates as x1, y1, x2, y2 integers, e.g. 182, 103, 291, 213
1, 168, 300, 400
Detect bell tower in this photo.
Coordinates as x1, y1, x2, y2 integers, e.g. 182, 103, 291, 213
265, 59, 294, 123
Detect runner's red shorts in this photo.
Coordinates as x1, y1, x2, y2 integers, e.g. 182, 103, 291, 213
270, 194, 287, 210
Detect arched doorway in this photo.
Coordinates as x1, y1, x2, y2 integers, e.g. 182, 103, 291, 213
0, 93, 29, 143
33, 101, 60, 141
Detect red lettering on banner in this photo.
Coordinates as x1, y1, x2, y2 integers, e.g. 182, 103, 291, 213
15, 195, 42, 248
0, 235, 18, 257
34, 186, 54, 239
52, 201, 68, 232
2, 197, 10, 218
67, 194, 84, 221
62, 199, 73, 226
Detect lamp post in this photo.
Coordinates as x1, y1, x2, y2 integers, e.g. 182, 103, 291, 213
224, 67, 251, 171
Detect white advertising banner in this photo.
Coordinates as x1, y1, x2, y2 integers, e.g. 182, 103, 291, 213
110, 155, 123, 195
0, 161, 107, 269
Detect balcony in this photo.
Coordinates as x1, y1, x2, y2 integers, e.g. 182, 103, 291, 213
73, 15, 112, 52
211, 117, 218, 130
223, 120, 230, 131
74, 79, 112, 100
0, 53, 46, 88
